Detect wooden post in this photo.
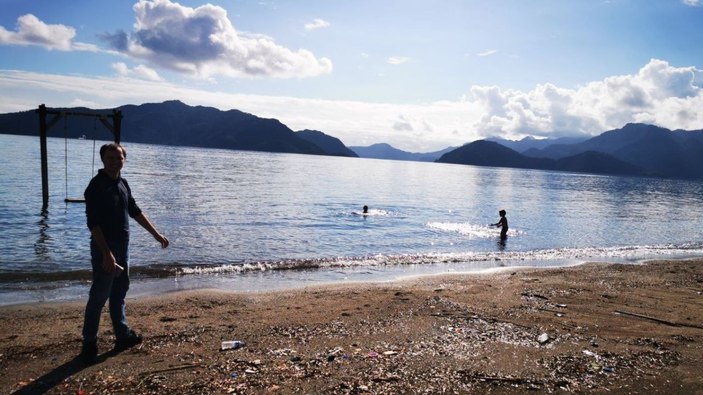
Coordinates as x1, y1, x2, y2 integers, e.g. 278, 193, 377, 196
38, 104, 49, 208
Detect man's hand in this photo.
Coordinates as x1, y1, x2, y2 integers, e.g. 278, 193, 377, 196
102, 251, 118, 273
155, 234, 169, 249
135, 213, 169, 249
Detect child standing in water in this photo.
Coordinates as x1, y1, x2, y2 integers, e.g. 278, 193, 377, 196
491, 209, 509, 240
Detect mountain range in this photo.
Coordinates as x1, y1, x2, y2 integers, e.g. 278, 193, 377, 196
0, 100, 356, 157
349, 143, 455, 162
1, 101, 702, 179
438, 123, 703, 179
437, 140, 643, 176
296, 129, 358, 157
485, 135, 588, 153
522, 123, 703, 179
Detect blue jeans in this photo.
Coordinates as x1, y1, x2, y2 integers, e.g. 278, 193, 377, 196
82, 238, 131, 344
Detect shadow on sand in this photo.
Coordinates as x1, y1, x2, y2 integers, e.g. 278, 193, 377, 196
11, 349, 123, 395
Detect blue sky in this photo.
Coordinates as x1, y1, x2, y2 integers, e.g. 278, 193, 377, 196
1, 0, 702, 151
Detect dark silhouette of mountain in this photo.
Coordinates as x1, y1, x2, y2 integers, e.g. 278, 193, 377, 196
524, 123, 703, 178
0, 101, 349, 156
437, 140, 644, 177
554, 151, 642, 175
296, 129, 358, 157
523, 145, 577, 159
486, 135, 588, 153
0, 109, 58, 134
119, 101, 325, 154
437, 140, 553, 169
350, 143, 455, 162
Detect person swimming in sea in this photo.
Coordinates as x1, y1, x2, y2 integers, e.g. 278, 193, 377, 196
491, 209, 509, 240
352, 205, 370, 216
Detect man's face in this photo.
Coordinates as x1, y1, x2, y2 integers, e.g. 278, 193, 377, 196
102, 148, 125, 174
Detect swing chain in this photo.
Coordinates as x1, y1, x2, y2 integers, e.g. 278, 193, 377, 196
63, 114, 98, 203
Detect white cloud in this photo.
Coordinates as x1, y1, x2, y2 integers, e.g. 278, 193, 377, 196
304, 18, 330, 31
1, 59, 701, 152
393, 115, 414, 132
100, 0, 332, 79
133, 64, 163, 81
0, 14, 97, 52
112, 62, 130, 76
477, 49, 498, 57
386, 56, 410, 65
469, 58, 703, 139
683, 0, 700, 6
112, 62, 163, 81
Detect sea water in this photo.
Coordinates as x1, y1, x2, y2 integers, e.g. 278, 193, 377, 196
1, 134, 702, 305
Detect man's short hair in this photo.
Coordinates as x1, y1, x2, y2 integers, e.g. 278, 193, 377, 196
99, 143, 126, 160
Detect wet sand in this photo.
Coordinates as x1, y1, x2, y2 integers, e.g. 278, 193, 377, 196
1, 259, 702, 394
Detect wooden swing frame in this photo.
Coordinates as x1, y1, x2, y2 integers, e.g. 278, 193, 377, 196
36, 104, 122, 208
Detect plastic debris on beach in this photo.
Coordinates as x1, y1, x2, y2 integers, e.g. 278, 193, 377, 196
220, 340, 245, 351
538, 333, 550, 344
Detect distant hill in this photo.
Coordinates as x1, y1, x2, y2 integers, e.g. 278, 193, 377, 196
486, 135, 588, 153
554, 151, 643, 175
0, 101, 357, 157
523, 123, 703, 178
437, 140, 553, 169
437, 140, 645, 177
350, 143, 455, 162
296, 129, 358, 157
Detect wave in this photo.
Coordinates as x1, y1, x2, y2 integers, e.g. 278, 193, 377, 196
350, 208, 393, 217
3, 242, 701, 285
176, 242, 703, 275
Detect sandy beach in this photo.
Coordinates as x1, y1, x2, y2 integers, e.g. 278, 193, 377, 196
1, 259, 702, 394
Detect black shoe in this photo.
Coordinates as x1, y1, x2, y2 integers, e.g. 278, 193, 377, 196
80, 341, 98, 365
114, 330, 142, 351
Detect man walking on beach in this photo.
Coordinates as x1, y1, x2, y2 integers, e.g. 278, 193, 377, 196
80, 143, 169, 364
